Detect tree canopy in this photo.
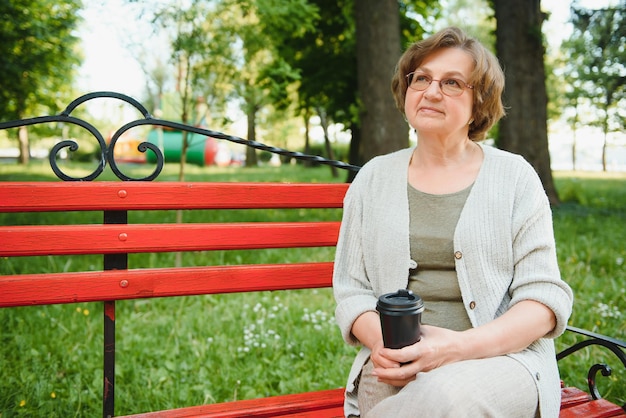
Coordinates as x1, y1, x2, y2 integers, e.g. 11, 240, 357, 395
0, 0, 82, 119
0, 0, 83, 163
561, 1, 626, 171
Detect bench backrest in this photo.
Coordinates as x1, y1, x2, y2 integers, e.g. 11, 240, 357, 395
0, 180, 349, 417
0, 181, 349, 307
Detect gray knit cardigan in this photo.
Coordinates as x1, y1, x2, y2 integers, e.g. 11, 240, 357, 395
333, 144, 573, 417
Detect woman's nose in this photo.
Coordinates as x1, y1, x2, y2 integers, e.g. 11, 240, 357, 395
423, 80, 443, 99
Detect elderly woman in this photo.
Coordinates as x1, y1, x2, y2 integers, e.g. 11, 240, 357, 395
333, 27, 573, 418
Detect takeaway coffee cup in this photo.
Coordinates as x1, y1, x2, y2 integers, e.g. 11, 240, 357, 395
376, 289, 424, 349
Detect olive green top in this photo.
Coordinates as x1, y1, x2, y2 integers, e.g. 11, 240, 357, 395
407, 183, 473, 331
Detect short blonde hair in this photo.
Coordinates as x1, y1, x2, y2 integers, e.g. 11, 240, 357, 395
391, 27, 505, 141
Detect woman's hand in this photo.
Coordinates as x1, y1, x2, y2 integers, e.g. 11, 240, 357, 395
371, 300, 557, 386
371, 325, 460, 386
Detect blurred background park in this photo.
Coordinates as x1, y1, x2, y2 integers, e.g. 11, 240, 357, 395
0, 0, 624, 189
0, 0, 625, 416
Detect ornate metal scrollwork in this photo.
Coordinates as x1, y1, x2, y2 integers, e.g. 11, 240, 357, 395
557, 325, 626, 402
0, 91, 360, 182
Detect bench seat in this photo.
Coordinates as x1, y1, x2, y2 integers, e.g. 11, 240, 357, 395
118, 385, 626, 418
560, 385, 626, 417
118, 388, 345, 418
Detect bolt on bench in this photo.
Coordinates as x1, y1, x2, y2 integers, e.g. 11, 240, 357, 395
1, 92, 624, 417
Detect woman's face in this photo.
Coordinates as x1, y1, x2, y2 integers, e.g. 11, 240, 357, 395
404, 47, 474, 141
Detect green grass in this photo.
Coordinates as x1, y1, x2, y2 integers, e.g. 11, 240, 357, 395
0, 162, 624, 416
552, 172, 626, 404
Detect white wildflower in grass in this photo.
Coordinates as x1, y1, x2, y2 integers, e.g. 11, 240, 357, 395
595, 302, 622, 319
301, 308, 336, 329
239, 306, 283, 354
616, 257, 624, 266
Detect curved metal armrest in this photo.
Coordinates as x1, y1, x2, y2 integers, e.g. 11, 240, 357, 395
557, 325, 626, 407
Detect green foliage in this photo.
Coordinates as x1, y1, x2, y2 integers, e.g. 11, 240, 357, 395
561, 3, 626, 133
1, 165, 624, 415
273, 0, 439, 126
0, 0, 83, 120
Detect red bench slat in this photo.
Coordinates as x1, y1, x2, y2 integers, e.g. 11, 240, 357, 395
0, 222, 340, 256
0, 182, 349, 212
560, 400, 626, 418
117, 388, 345, 418
559, 386, 626, 417
0, 262, 334, 307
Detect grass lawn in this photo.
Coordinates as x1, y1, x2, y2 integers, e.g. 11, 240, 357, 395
0, 160, 624, 416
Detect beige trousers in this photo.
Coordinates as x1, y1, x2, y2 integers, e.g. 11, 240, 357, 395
356, 356, 539, 418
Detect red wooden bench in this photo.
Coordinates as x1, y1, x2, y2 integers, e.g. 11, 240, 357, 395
1, 181, 624, 418
1, 92, 624, 417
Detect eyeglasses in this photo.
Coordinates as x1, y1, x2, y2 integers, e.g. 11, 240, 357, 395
405, 72, 474, 97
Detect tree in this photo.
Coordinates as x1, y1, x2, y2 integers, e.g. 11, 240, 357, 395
273, 0, 438, 178
562, 2, 626, 171
354, 0, 408, 166
492, 0, 559, 205
0, 0, 83, 163
214, 0, 318, 167
149, 2, 231, 180
271, 0, 357, 175
434, 0, 495, 48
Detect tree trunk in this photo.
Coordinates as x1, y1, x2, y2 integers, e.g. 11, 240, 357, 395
601, 132, 608, 172
303, 111, 312, 167
347, 122, 361, 182
179, 131, 189, 182
572, 132, 577, 171
246, 104, 258, 167
494, 0, 560, 205
17, 126, 30, 164
317, 107, 338, 178
572, 105, 579, 171
354, 0, 408, 164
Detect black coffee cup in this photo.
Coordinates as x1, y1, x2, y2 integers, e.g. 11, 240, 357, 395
376, 289, 424, 349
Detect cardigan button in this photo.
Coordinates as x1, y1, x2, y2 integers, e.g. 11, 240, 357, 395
454, 251, 463, 259
469, 301, 476, 309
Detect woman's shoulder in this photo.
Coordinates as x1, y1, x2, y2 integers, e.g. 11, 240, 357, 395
347, 147, 413, 194
479, 143, 546, 200
481, 142, 523, 161
358, 147, 414, 174
480, 143, 536, 174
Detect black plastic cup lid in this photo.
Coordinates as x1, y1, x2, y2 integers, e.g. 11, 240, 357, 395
376, 289, 424, 313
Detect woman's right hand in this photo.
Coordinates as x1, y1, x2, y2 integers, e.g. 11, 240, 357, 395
370, 339, 402, 370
